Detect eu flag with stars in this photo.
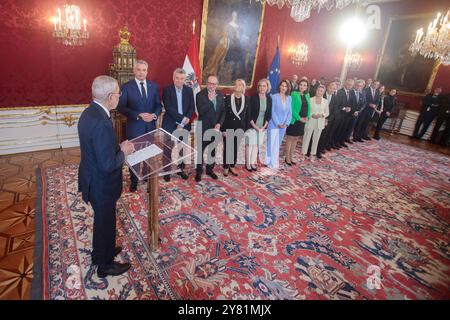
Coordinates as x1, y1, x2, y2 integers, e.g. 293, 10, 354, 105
268, 46, 280, 94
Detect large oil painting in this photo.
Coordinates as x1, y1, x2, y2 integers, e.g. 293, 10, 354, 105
375, 14, 440, 96
200, 0, 265, 88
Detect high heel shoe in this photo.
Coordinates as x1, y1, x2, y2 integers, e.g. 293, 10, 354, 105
229, 168, 238, 176
246, 166, 253, 172
285, 158, 292, 166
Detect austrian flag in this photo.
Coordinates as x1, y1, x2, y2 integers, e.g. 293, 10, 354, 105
183, 33, 202, 120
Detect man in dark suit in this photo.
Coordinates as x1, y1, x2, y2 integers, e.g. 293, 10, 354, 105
195, 75, 225, 182
161, 68, 194, 181
374, 88, 397, 140
345, 79, 366, 143
328, 78, 357, 149
317, 81, 338, 157
117, 60, 162, 192
413, 87, 443, 139
78, 76, 135, 278
354, 80, 381, 142
430, 92, 450, 145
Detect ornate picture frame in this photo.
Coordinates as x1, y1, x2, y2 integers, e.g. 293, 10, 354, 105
199, 0, 265, 88
374, 14, 440, 96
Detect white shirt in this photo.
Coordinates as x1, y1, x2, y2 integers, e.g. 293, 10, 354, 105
94, 100, 110, 118
135, 78, 147, 97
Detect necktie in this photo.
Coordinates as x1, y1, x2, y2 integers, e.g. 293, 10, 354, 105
140, 82, 147, 101
356, 92, 359, 102
346, 90, 349, 101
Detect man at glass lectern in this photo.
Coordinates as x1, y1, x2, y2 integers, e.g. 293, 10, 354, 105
118, 60, 162, 192
78, 76, 135, 278
161, 68, 194, 181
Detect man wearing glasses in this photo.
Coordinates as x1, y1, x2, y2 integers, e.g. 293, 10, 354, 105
78, 76, 135, 278
117, 60, 162, 192
195, 75, 225, 182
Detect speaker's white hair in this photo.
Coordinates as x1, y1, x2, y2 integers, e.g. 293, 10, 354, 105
92, 76, 118, 101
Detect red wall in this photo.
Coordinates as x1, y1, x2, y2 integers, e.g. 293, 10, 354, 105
0, 0, 449, 109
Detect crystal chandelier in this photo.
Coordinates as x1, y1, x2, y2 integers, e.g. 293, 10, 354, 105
256, 0, 362, 22
289, 42, 309, 65
409, 9, 450, 66
51, 4, 89, 46
346, 52, 363, 70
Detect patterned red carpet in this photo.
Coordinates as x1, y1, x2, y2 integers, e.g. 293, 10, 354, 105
35, 140, 450, 300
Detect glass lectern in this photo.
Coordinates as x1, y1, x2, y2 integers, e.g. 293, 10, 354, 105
125, 128, 196, 251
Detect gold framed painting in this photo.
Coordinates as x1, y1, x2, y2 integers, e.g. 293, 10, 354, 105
374, 14, 440, 96
199, 0, 265, 88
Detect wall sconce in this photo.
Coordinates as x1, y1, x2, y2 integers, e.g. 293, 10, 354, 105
289, 42, 309, 66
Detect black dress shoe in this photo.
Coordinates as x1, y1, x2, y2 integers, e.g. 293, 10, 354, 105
114, 246, 122, 257
345, 139, 353, 144
251, 166, 257, 171
326, 147, 332, 151
97, 261, 131, 278
341, 143, 348, 148
195, 173, 202, 182
163, 175, 171, 182
129, 184, 137, 192
177, 171, 189, 180
246, 166, 253, 172
373, 135, 381, 140
362, 136, 371, 140
316, 153, 322, 159
354, 137, 364, 142
206, 170, 218, 180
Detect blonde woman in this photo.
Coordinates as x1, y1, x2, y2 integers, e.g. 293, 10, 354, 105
302, 85, 329, 162
222, 79, 250, 176
246, 78, 272, 171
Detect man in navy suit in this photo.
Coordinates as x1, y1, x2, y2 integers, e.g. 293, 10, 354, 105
161, 68, 194, 181
346, 79, 366, 143
78, 76, 135, 278
354, 80, 381, 142
117, 60, 162, 192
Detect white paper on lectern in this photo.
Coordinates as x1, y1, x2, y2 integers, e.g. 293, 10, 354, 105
126, 144, 163, 167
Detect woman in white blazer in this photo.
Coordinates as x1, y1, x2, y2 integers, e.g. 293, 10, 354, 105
302, 85, 329, 161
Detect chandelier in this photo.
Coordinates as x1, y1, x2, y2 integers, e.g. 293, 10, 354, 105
409, 9, 450, 65
256, 0, 362, 22
346, 52, 363, 70
289, 42, 309, 65
51, 4, 89, 46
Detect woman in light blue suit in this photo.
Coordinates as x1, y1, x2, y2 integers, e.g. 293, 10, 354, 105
266, 80, 292, 169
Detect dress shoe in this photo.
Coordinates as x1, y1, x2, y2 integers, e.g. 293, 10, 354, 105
362, 136, 371, 140
316, 153, 322, 159
229, 168, 238, 176
341, 143, 348, 148
345, 139, 353, 144
251, 166, 257, 171
246, 166, 253, 172
326, 146, 332, 151
195, 173, 202, 182
129, 184, 137, 192
206, 170, 218, 180
97, 261, 131, 278
114, 246, 122, 257
373, 135, 381, 140
354, 137, 364, 142
177, 171, 189, 180
163, 175, 171, 182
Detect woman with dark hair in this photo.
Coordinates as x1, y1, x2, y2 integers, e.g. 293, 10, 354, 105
285, 79, 311, 164
265, 80, 292, 169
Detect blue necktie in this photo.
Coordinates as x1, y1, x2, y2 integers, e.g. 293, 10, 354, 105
140, 82, 147, 101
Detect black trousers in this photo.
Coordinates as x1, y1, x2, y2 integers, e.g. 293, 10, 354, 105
326, 116, 344, 147
374, 114, 388, 138
196, 136, 217, 173
317, 124, 330, 153
90, 196, 117, 267
430, 114, 450, 145
413, 111, 438, 138
338, 115, 353, 143
223, 135, 241, 169
344, 115, 359, 141
354, 108, 373, 139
